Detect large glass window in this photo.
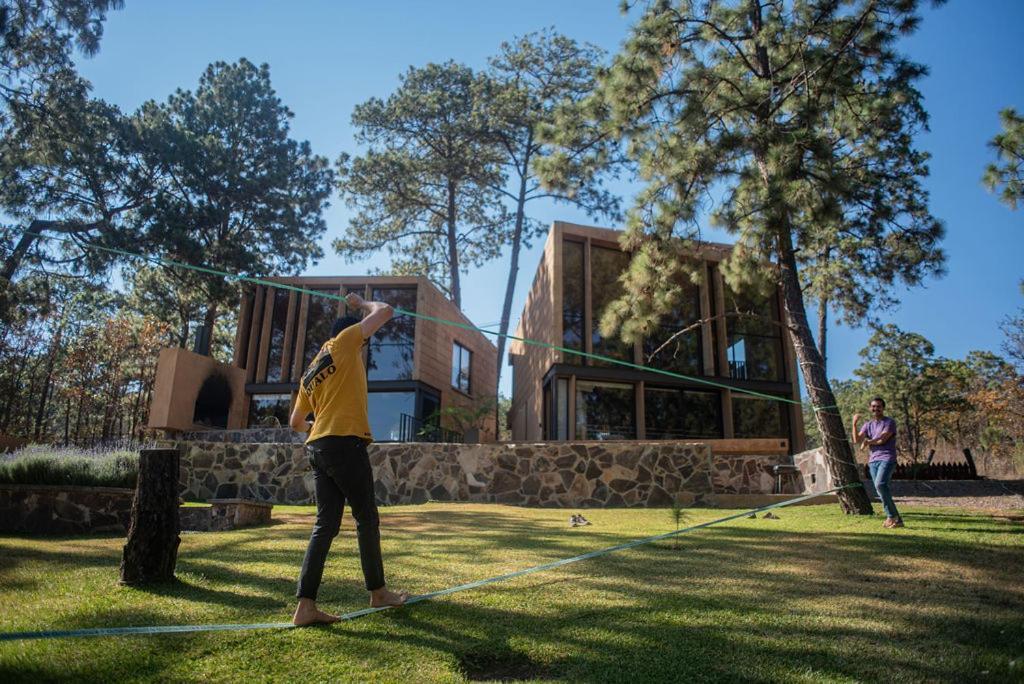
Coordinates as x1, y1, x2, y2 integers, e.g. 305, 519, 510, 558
266, 289, 290, 382
556, 378, 569, 440
367, 287, 416, 381
368, 391, 416, 442
575, 380, 635, 440
644, 387, 723, 439
451, 342, 472, 393
302, 288, 340, 371
725, 288, 784, 381
732, 394, 790, 438
248, 393, 291, 428
642, 281, 702, 377
562, 240, 585, 355
590, 245, 633, 366
543, 383, 551, 440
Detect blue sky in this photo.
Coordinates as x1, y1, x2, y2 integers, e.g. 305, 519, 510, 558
75, 1, 1024, 396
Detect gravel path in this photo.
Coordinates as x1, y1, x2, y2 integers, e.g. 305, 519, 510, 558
864, 479, 1024, 513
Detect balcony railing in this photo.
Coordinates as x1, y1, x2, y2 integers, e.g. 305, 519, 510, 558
575, 423, 637, 440
398, 413, 462, 443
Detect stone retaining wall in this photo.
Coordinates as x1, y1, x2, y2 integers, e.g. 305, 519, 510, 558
794, 448, 835, 494
179, 441, 717, 507
0, 484, 134, 535
179, 499, 273, 532
710, 453, 803, 495
178, 440, 800, 507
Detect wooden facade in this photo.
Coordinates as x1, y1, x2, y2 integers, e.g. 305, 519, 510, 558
233, 275, 497, 442
508, 222, 805, 452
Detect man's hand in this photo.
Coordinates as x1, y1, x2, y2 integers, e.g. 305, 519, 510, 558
852, 413, 861, 423
345, 292, 366, 310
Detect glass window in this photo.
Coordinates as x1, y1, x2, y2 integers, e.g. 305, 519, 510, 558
725, 288, 784, 381
543, 383, 551, 439
368, 391, 416, 442
248, 393, 292, 428
302, 288, 341, 371
451, 341, 471, 393
575, 380, 635, 440
266, 289, 290, 382
590, 245, 633, 366
562, 240, 585, 355
733, 394, 790, 438
642, 282, 702, 377
556, 378, 569, 440
644, 387, 722, 439
367, 287, 416, 381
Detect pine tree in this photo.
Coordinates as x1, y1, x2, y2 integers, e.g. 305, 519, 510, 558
541, 0, 950, 513
334, 62, 508, 308
479, 29, 625, 426
137, 59, 333, 338
983, 108, 1024, 211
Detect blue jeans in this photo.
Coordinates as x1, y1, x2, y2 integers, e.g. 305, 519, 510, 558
869, 459, 900, 520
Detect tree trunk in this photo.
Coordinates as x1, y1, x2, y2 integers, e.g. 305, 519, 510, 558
777, 232, 873, 514
120, 448, 181, 585
35, 325, 63, 440
73, 395, 84, 442
1, 227, 41, 288
63, 396, 71, 445
818, 295, 828, 377
495, 155, 531, 435
446, 180, 462, 308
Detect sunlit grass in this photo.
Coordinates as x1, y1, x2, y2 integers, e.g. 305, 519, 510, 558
1, 503, 1021, 682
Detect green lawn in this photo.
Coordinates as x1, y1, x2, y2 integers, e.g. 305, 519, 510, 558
1, 503, 1021, 683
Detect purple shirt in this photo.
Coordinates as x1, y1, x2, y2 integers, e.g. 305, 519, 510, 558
859, 417, 897, 463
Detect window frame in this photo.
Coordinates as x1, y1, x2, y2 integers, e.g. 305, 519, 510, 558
451, 341, 472, 395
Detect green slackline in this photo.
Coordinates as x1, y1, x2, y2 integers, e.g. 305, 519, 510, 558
19, 230, 843, 414
0, 484, 860, 643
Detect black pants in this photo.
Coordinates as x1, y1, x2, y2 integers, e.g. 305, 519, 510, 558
296, 436, 385, 600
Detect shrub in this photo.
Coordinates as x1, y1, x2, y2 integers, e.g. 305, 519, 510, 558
0, 445, 140, 488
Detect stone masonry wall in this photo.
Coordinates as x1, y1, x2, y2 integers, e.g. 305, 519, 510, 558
0, 484, 134, 535
711, 453, 804, 495
793, 448, 833, 494
177, 440, 799, 507
179, 440, 716, 507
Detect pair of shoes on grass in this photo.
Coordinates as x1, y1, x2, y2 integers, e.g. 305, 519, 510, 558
569, 513, 591, 527
883, 517, 905, 529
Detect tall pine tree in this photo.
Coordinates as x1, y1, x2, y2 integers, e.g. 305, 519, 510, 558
983, 107, 1024, 211
335, 62, 508, 308
479, 29, 625, 426
541, 0, 948, 513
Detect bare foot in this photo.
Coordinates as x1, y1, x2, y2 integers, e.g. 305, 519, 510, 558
292, 599, 340, 626
370, 587, 410, 608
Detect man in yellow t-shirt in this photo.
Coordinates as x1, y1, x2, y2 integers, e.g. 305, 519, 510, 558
289, 291, 409, 626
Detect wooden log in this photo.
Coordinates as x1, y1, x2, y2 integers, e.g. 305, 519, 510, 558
120, 448, 180, 585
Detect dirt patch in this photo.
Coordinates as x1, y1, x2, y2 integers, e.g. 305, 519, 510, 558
457, 646, 553, 682
895, 495, 1024, 512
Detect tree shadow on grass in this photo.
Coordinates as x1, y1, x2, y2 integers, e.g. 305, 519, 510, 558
1, 507, 1021, 682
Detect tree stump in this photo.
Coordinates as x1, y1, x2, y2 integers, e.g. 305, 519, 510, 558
120, 448, 181, 585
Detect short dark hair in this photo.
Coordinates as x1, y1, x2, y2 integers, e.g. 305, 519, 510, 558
870, 396, 886, 408
331, 316, 361, 338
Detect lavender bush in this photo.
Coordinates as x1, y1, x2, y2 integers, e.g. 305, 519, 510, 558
0, 441, 149, 488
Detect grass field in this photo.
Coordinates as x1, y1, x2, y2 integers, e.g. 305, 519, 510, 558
0, 503, 1021, 683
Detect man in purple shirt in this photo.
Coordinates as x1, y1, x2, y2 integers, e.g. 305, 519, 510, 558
853, 396, 903, 528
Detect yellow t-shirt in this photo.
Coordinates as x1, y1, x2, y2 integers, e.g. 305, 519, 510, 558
294, 325, 373, 443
